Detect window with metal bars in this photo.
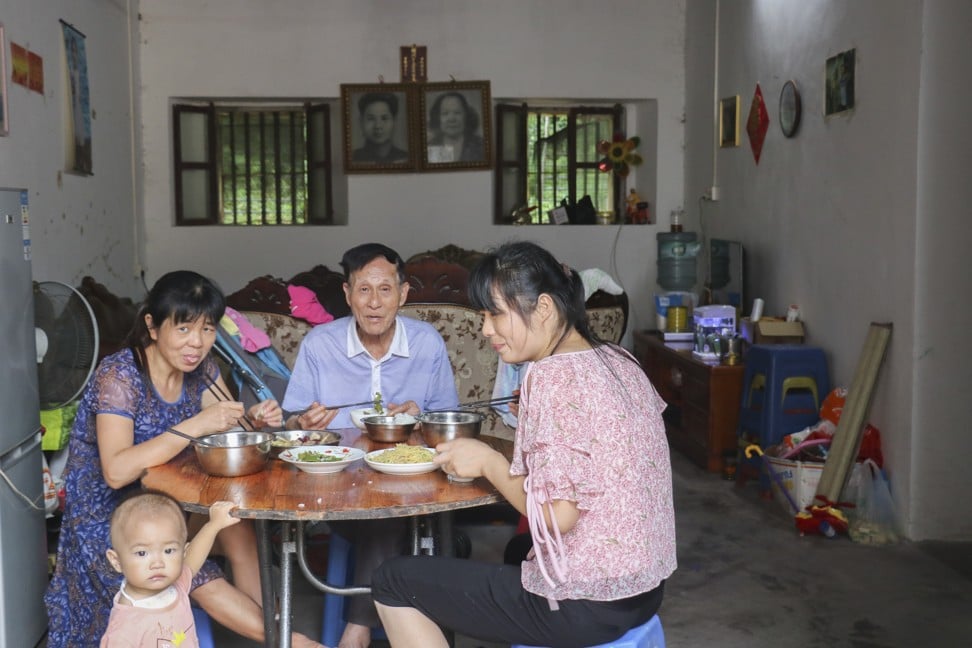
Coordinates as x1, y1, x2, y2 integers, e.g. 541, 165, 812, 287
173, 102, 335, 225
494, 104, 622, 224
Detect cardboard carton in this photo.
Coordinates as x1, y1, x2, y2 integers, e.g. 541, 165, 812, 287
739, 316, 805, 345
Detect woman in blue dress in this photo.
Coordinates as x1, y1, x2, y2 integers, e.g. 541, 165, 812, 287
44, 271, 323, 648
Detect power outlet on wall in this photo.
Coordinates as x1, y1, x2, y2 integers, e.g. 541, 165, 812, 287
702, 186, 720, 202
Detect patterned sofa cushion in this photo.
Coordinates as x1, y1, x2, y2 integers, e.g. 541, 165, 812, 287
399, 304, 511, 439
587, 305, 626, 344
240, 311, 313, 370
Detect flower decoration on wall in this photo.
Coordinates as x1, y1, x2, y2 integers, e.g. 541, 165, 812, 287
597, 133, 643, 177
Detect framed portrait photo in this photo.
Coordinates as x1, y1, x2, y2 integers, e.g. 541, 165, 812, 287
418, 81, 492, 171
341, 83, 417, 173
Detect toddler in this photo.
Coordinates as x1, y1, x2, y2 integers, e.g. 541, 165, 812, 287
100, 490, 239, 647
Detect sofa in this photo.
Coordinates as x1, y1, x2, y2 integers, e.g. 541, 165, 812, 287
226, 248, 628, 440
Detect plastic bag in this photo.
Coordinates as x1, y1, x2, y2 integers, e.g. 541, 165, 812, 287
848, 458, 898, 545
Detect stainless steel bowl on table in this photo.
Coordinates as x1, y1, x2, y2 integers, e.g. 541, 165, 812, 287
361, 415, 417, 443
194, 430, 272, 476
416, 411, 483, 447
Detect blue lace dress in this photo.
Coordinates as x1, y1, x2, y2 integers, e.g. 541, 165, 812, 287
44, 349, 225, 648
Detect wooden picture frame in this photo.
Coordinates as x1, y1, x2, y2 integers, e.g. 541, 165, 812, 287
0, 23, 9, 136
719, 95, 740, 148
341, 83, 417, 173
825, 48, 855, 116
418, 81, 492, 171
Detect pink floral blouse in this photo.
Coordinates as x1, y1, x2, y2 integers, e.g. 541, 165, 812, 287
511, 346, 677, 602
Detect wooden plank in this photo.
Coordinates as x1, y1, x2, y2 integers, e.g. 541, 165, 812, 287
815, 323, 892, 504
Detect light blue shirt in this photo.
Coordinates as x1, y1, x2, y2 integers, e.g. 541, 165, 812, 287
282, 315, 459, 429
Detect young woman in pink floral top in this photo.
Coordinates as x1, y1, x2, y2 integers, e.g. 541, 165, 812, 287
373, 241, 676, 647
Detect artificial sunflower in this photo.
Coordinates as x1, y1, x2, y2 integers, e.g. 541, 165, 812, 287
597, 133, 643, 177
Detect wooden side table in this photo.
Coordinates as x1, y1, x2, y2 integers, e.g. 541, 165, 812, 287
633, 330, 744, 473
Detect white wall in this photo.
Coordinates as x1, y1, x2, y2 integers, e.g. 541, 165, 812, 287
137, 0, 688, 341
685, 0, 971, 540
913, 0, 972, 540
0, 0, 137, 295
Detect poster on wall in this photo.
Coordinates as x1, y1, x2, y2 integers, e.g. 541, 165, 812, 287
27, 50, 43, 94
62, 20, 92, 175
10, 41, 28, 88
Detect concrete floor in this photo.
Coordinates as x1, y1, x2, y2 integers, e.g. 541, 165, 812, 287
136, 451, 972, 646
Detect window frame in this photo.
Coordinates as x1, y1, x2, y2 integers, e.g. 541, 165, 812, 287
493, 102, 623, 224
172, 101, 334, 226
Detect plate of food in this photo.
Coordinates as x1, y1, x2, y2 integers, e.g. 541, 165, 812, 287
270, 430, 341, 457
364, 445, 437, 475
278, 445, 364, 474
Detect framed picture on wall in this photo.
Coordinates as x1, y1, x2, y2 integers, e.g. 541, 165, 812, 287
341, 83, 417, 173
418, 81, 492, 171
825, 48, 855, 116
0, 23, 9, 136
719, 95, 740, 147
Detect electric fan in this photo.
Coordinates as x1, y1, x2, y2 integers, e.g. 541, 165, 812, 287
33, 281, 99, 410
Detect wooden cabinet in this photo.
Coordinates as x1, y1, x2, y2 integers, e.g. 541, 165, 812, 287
633, 330, 744, 473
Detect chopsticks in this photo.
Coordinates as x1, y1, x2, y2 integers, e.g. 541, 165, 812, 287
287, 399, 377, 420
427, 395, 519, 413
202, 371, 255, 430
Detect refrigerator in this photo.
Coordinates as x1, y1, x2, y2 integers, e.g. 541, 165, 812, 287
0, 188, 48, 647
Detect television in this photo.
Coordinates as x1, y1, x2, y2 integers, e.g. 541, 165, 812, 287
707, 239, 744, 309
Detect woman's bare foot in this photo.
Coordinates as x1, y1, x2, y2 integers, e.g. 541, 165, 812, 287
293, 632, 328, 648
337, 622, 371, 648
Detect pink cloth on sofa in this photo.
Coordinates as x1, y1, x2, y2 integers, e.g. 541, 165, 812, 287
288, 284, 335, 325
224, 306, 272, 352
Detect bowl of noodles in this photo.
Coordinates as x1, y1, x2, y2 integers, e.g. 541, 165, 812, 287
364, 444, 437, 475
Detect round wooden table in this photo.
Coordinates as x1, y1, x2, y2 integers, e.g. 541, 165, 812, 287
142, 428, 512, 648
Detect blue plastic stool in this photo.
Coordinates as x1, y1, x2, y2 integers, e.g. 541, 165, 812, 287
512, 614, 665, 648
738, 345, 830, 447
320, 532, 387, 646
191, 606, 215, 648
737, 345, 829, 490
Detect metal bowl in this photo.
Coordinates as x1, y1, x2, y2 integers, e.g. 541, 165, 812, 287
350, 407, 380, 430
361, 414, 417, 443
416, 411, 483, 447
269, 429, 341, 458
194, 430, 272, 477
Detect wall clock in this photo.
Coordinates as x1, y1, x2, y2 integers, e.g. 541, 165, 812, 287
779, 80, 801, 138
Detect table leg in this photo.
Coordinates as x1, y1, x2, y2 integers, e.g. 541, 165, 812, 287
279, 522, 294, 648
255, 519, 279, 648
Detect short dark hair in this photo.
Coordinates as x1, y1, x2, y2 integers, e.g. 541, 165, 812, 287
125, 270, 225, 354
340, 243, 407, 284
428, 91, 480, 135
358, 92, 399, 117
469, 241, 590, 343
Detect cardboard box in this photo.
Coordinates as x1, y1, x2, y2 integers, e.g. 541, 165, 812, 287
739, 316, 805, 345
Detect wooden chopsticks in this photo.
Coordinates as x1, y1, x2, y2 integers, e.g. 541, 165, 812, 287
203, 371, 255, 430
427, 394, 519, 413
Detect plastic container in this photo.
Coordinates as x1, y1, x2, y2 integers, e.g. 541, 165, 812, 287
657, 232, 699, 291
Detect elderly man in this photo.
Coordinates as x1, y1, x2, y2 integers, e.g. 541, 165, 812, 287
282, 242, 459, 648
